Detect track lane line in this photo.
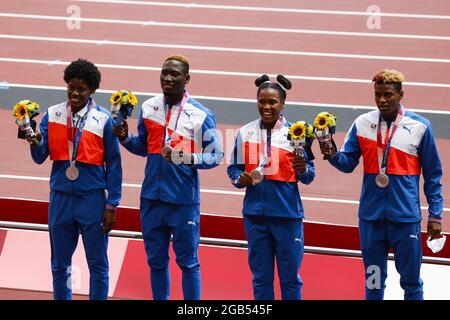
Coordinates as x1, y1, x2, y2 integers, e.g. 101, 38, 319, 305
0, 174, 448, 211
1, 13, 449, 41
1, 34, 449, 63
74, 0, 450, 20
1, 57, 449, 89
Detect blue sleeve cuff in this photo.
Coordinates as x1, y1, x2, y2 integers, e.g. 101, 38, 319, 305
231, 177, 245, 189
428, 216, 442, 224
105, 204, 117, 211
30, 138, 44, 148
120, 133, 131, 145
297, 167, 309, 176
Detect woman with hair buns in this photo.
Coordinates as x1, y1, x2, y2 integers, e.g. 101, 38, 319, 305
227, 74, 315, 300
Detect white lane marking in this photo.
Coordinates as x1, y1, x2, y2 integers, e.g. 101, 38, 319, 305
0, 174, 448, 212
1, 13, 449, 41
0, 34, 449, 63
74, 0, 450, 20
1, 57, 450, 89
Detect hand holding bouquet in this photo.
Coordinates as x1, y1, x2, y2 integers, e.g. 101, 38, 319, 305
110, 90, 138, 126
12, 99, 40, 145
313, 112, 337, 160
288, 121, 314, 157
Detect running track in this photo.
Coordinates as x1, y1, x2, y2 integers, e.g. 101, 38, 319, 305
0, 0, 448, 232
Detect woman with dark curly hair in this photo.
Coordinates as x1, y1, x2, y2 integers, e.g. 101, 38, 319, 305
25, 58, 122, 300
227, 74, 315, 300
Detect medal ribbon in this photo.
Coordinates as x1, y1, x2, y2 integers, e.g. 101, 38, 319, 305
376, 107, 404, 175
162, 90, 189, 149
257, 116, 284, 173
66, 98, 93, 167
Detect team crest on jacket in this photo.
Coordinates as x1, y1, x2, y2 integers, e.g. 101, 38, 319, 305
153, 105, 159, 111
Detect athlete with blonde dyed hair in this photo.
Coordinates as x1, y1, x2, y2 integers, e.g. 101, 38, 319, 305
373, 68, 405, 84
164, 54, 190, 73
320, 69, 443, 300
113, 54, 223, 300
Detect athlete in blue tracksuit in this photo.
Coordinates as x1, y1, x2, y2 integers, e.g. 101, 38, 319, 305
227, 74, 315, 300
28, 59, 122, 300
320, 69, 443, 300
113, 55, 223, 300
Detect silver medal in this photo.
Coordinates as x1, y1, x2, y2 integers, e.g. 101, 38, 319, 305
250, 168, 263, 185
66, 165, 79, 181
375, 173, 389, 188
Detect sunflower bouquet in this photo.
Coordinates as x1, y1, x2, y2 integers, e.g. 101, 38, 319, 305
110, 90, 138, 126
287, 121, 314, 157
313, 112, 337, 160
12, 99, 41, 145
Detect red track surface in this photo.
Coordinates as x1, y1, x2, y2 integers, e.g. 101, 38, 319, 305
3, 39, 449, 83
0, 288, 89, 300
1, 1, 450, 109
2, 63, 450, 111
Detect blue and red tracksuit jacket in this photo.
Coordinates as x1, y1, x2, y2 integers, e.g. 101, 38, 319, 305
121, 94, 223, 205
30, 99, 122, 208
227, 116, 315, 218
329, 108, 443, 223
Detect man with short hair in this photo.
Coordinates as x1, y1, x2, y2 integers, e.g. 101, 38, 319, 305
113, 55, 223, 300
319, 69, 443, 300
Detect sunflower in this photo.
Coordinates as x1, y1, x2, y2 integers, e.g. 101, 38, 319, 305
289, 121, 307, 140
110, 91, 123, 105
126, 91, 138, 106
314, 112, 336, 130
13, 99, 40, 120
13, 102, 28, 120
